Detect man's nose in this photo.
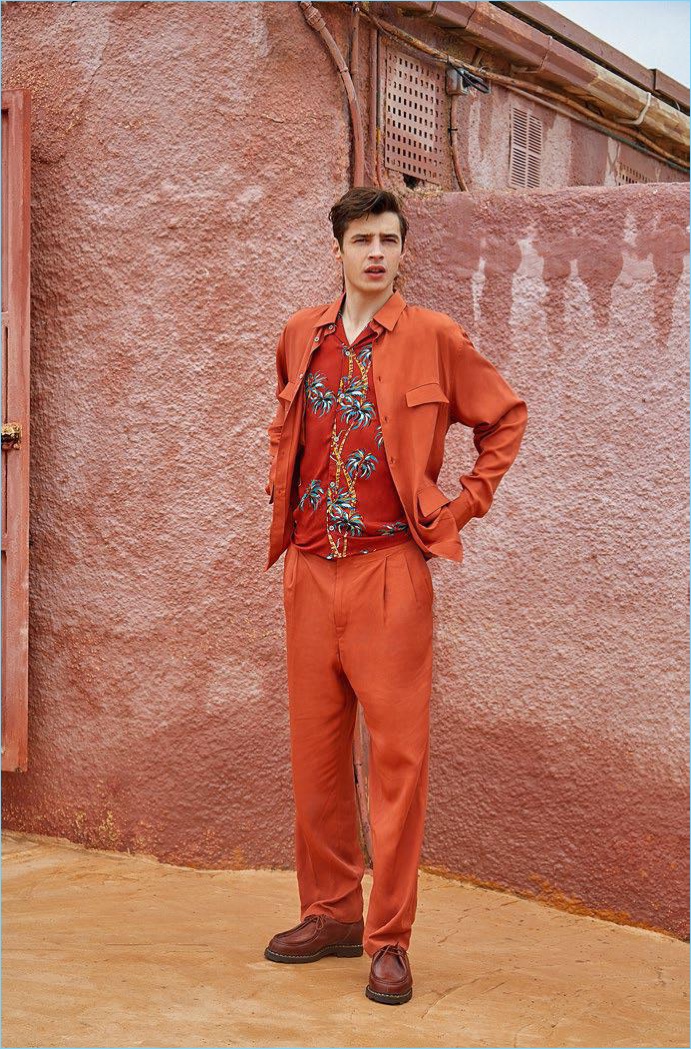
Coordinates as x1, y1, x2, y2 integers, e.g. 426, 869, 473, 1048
369, 242, 384, 257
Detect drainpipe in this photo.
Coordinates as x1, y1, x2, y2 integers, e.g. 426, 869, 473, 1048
447, 68, 470, 190
369, 25, 383, 186
299, 1, 366, 185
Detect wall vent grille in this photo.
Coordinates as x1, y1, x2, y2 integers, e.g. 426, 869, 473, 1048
384, 47, 445, 185
510, 106, 543, 189
615, 161, 652, 185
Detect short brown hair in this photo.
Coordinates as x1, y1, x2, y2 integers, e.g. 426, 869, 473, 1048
329, 187, 408, 250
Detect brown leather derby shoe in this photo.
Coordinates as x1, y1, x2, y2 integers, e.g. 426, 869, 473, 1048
264, 913, 364, 963
365, 943, 413, 1004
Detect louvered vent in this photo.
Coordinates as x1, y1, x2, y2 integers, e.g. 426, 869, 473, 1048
615, 161, 652, 185
510, 106, 543, 189
384, 47, 446, 185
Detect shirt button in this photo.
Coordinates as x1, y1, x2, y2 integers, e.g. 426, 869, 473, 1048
299, 372, 304, 378
313, 335, 320, 343
390, 457, 396, 465
327, 324, 335, 331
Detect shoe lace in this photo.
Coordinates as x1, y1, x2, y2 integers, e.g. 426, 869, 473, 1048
376, 943, 406, 958
297, 914, 327, 932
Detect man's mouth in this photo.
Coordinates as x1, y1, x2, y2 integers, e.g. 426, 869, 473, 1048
365, 266, 386, 275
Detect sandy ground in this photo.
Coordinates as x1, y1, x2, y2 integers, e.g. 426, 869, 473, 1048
2, 830, 688, 1048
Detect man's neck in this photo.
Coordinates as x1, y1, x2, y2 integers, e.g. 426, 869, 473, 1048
340, 282, 395, 333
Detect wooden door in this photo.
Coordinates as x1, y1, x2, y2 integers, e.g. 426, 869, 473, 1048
2, 89, 31, 773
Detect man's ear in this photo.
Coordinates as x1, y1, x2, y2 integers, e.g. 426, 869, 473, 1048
331, 237, 342, 261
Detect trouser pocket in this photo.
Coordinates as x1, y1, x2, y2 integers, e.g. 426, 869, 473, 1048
400, 543, 433, 608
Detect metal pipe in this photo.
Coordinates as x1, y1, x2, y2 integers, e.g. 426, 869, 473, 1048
299, 1, 366, 185
375, 26, 385, 186
449, 93, 469, 191
368, 24, 382, 186
349, 3, 359, 84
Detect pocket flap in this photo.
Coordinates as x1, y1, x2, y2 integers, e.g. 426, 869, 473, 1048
405, 382, 449, 407
417, 482, 451, 518
278, 379, 299, 403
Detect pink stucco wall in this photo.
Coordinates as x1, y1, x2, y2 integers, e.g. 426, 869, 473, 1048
2, 3, 688, 939
405, 182, 689, 941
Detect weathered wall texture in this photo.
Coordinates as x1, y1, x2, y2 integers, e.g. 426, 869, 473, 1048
2, 3, 688, 938
405, 181, 689, 942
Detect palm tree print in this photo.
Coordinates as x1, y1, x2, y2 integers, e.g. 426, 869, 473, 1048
340, 397, 376, 430
345, 450, 377, 479
336, 511, 365, 537
327, 486, 365, 538
340, 342, 373, 369
304, 371, 326, 398
305, 371, 335, 416
327, 485, 355, 518
293, 314, 409, 559
338, 375, 368, 405
357, 343, 373, 369
378, 520, 410, 535
329, 431, 357, 493
298, 479, 324, 512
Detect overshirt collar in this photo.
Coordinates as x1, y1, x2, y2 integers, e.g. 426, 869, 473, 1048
314, 288, 407, 332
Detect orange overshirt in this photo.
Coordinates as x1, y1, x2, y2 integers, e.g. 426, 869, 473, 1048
266, 289, 528, 572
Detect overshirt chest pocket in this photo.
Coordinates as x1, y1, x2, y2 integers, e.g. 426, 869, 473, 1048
278, 379, 299, 405
405, 381, 449, 408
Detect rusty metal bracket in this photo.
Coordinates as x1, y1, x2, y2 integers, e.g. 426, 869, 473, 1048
2, 423, 22, 448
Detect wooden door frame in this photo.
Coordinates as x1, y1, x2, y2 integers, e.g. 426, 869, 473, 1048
2, 88, 31, 773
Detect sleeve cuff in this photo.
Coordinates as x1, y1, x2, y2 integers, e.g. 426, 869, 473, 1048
449, 488, 474, 531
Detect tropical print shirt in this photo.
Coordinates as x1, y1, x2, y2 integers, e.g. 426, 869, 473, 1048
289, 302, 411, 559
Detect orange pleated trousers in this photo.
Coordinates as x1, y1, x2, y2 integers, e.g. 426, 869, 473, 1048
282, 535, 433, 957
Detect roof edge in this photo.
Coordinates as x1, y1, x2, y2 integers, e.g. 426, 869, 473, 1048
493, 0, 689, 112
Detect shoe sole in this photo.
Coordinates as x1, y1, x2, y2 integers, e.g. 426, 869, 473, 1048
264, 943, 364, 963
365, 983, 413, 1005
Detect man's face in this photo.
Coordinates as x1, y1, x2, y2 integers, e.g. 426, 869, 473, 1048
332, 211, 405, 297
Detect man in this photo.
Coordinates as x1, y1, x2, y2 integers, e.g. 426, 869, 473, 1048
263, 187, 528, 1005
